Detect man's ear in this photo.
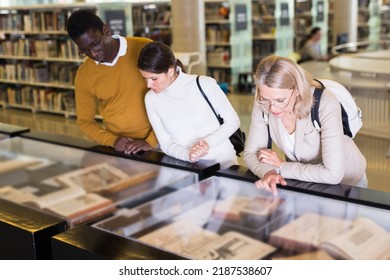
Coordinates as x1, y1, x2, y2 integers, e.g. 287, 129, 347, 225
102, 24, 112, 36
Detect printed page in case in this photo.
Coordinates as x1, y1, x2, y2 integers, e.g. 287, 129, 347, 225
212, 196, 253, 221
0, 185, 38, 204
189, 231, 276, 260
23, 186, 86, 209
0, 151, 43, 174
43, 192, 116, 226
269, 212, 351, 253
138, 220, 220, 258
212, 196, 283, 222
55, 163, 158, 194
320, 217, 390, 260
272, 250, 334, 260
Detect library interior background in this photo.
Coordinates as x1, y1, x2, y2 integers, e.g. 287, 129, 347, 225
1, 0, 390, 260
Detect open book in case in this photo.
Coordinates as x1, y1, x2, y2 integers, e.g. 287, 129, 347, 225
0, 137, 198, 227
92, 176, 390, 260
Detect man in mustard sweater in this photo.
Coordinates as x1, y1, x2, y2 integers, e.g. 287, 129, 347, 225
67, 9, 158, 154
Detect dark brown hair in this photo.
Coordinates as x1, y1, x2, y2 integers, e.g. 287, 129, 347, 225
137, 42, 186, 73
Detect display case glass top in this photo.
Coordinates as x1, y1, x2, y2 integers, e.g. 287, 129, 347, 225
0, 122, 29, 137
0, 137, 197, 227
93, 176, 390, 260
0, 133, 8, 141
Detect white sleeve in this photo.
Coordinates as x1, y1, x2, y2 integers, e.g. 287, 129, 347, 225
145, 94, 191, 162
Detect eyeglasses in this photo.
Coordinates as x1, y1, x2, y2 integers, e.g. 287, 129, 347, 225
257, 89, 295, 109
78, 38, 103, 57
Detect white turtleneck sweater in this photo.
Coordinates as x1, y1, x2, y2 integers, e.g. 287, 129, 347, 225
144, 69, 239, 168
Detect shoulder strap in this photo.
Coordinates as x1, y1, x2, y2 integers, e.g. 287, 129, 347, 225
311, 79, 325, 130
262, 111, 272, 149
196, 75, 223, 125
267, 79, 325, 148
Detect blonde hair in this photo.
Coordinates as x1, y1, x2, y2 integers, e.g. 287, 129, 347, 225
253, 55, 315, 119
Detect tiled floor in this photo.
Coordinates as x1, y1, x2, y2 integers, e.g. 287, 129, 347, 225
1, 93, 389, 192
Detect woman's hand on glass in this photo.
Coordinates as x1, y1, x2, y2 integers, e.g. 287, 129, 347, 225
189, 140, 209, 162
258, 148, 284, 168
255, 170, 287, 197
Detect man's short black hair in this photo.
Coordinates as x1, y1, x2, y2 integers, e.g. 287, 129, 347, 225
66, 9, 104, 41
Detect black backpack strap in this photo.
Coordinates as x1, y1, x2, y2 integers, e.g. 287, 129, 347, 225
266, 123, 272, 149
311, 79, 325, 130
341, 106, 352, 137
196, 75, 223, 125
312, 79, 352, 137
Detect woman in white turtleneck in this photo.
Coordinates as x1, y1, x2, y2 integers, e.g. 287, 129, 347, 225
137, 42, 240, 169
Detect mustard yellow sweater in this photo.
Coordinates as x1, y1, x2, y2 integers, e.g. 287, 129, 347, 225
74, 37, 158, 147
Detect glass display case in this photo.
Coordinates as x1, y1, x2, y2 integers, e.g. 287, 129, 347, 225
0, 199, 66, 260
0, 123, 30, 138
20, 131, 220, 180
0, 137, 198, 227
0, 133, 7, 141
92, 176, 390, 260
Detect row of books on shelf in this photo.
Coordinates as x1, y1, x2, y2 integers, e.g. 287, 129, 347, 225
295, 1, 312, 14
132, 5, 171, 28
253, 40, 275, 57
207, 68, 231, 85
206, 26, 230, 43
0, 62, 77, 84
205, 2, 230, 21
252, 2, 275, 17
206, 48, 230, 65
1, 86, 76, 112
0, 38, 80, 59
0, 10, 72, 32
358, 0, 370, 8
253, 20, 275, 36
0, 155, 159, 226
358, 11, 370, 23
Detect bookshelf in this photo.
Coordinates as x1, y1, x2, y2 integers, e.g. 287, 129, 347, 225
251, 0, 295, 69
252, 0, 276, 70
357, 0, 382, 42
95, 0, 172, 45
328, 0, 334, 52
0, 4, 96, 118
131, 1, 172, 46
381, 0, 390, 40
357, 0, 384, 43
293, 0, 329, 56
204, 0, 252, 91
367, 0, 381, 42
294, 0, 313, 51
358, 0, 371, 41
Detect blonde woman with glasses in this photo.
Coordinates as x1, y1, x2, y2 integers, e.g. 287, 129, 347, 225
244, 55, 367, 196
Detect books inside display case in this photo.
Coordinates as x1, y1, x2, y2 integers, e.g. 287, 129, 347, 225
93, 176, 390, 260
0, 137, 198, 227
